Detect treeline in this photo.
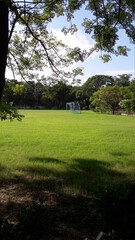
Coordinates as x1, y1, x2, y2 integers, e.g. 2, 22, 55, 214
83, 74, 135, 114
2, 80, 76, 109
3, 74, 135, 114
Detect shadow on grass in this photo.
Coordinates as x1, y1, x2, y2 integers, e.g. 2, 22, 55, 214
28, 156, 65, 164
0, 164, 7, 176
0, 164, 5, 172
0, 157, 134, 240
110, 151, 130, 157
19, 157, 129, 193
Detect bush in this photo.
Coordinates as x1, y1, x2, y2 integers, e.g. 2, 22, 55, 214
94, 184, 135, 239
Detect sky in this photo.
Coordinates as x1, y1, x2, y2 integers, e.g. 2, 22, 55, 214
6, 5, 135, 85
48, 6, 135, 84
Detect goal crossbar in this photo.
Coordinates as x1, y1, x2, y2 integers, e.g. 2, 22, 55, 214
66, 102, 81, 113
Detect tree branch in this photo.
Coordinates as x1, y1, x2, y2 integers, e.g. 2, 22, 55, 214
114, 0, 122, 27
9, 49, 26, 81
8, 16, 18, 44
19, 16, 65, 78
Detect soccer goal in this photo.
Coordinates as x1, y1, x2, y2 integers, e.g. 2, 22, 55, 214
66, 102, 81, 113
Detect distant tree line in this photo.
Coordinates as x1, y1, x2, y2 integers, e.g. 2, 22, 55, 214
2, 74, 135, 114
89, 74, 135, 114
2, 80, 76, 109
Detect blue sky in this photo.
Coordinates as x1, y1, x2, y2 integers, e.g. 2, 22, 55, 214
6, 5, 135, 84
49, 6, 135, 84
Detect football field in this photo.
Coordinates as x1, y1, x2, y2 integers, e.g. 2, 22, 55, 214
0, 110, 134, 193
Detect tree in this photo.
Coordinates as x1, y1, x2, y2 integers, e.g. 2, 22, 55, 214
74, 89, 90, 109
41, 87, 54, 109
113, 74, 132, 87
130, 80, 135, 112
22, 81, 38, 107
0, 1, 8, 100
117, 82, 135, 113
129, 79, 135, 93
90, 86, 122, 114
0, 0, 135, 101
82, 75, 114, 97
2, 80, 15, 104
51, 81, 73, 109
119, 99, 133, 114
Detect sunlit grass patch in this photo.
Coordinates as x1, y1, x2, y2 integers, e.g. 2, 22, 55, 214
0, 110, 135, 194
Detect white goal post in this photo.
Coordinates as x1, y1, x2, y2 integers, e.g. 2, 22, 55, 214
66, 102, 81, 113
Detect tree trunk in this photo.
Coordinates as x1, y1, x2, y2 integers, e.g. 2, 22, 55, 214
0, 0, 8, 101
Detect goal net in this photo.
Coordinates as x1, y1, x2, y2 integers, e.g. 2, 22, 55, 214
66, 102, 81, 113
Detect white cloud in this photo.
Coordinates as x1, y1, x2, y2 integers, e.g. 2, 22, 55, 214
6, 28, 98, 82
51, 28, 97, 59
40, 29, 98, 80
5, 68, 14, 79
105, 70, 135, 76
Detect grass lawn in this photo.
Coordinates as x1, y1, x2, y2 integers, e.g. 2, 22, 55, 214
0, 110, 135, 239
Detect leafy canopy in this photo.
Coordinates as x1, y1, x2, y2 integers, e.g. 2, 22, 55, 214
1, 0, 135, 120
7, 0, 135, 82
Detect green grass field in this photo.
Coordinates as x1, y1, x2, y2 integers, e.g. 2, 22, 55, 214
0, 110, 135, 239
0, 110, 135, 193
